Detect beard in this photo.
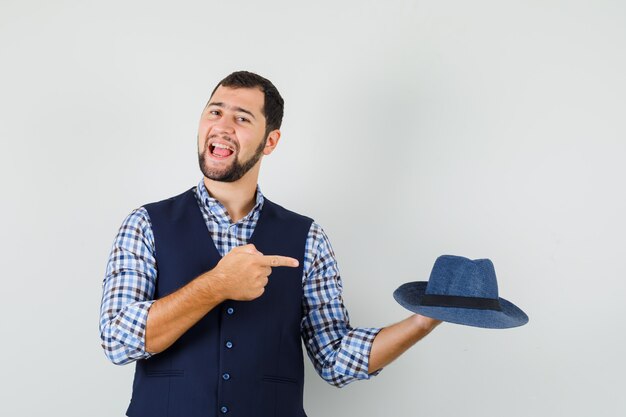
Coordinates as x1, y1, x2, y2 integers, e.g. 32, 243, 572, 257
198, 135, 267, 183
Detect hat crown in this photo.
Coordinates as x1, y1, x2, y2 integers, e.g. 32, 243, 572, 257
425, 255, 499, 299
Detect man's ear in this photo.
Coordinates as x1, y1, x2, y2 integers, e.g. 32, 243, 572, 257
263, 130, 281, 155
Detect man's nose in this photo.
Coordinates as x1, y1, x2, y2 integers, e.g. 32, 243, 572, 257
212, 117, 235, 134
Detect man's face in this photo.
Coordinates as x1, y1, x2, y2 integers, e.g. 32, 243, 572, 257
198, 86, 268, 183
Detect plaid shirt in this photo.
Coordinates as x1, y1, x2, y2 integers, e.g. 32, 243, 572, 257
99, 179, 382, 388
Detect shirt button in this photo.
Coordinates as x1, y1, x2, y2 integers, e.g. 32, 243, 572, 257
220, 406, 229, 414
222, 372, 231, 380
225, 341, 233, 349
226, 307, 234, 315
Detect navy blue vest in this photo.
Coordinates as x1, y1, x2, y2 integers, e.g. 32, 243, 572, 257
126, 187, 313, 417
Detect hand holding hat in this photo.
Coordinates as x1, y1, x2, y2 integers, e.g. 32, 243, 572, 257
393, 255, 528, 329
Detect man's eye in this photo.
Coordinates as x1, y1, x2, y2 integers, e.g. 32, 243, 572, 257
237, 117, 249, 123
209, 110, 220, 116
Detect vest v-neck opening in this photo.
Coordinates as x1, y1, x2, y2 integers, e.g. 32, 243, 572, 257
189, 188, 273, 260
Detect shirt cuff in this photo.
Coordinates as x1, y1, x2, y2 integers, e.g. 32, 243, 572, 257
338, 327, 384, 381
107, 300, 155, 364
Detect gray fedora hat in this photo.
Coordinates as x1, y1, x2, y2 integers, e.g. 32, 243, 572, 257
393, 255, 528, 329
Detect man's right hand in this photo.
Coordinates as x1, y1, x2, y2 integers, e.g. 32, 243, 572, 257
208, 243, 300, 301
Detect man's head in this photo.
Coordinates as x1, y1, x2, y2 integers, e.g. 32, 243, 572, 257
209, 71, 284, 139
197, 71, 284, 183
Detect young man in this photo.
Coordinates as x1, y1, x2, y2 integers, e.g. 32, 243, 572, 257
99, 71, 441, 417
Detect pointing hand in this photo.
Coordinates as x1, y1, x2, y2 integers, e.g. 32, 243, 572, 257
209, 243, 299, 301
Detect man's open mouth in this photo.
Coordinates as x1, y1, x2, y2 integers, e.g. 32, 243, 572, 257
209, 142, 235, 159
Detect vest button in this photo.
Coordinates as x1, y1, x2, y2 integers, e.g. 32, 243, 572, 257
220, 406, 229, 414
226, 307, 235, 315
225, 341, 233, 349
222, 372, 231, 380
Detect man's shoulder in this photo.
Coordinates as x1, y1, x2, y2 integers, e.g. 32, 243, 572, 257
135, 187, 198, 228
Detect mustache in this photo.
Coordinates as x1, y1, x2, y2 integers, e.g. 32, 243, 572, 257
207, 134, 238, 150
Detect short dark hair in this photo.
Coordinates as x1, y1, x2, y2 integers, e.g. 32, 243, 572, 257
209, 71, 284, 137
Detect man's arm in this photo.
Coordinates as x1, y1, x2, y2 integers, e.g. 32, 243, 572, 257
143, 272, 224, 354
367, 314, 441, 374
100, 206, 300, 361
301, 222, 441, 387
144, 244, 298, 354
301, 222, 383, 388
99, 208, 158, 365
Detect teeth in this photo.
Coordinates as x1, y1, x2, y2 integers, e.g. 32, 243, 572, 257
213, 143, 234, 151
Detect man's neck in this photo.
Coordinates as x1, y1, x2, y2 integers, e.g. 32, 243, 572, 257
203, 175, 258, 224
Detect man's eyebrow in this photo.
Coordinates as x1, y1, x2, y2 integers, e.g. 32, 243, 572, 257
206, 102, 257, 120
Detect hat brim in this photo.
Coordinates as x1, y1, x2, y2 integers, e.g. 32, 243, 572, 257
393, 281, 529, 329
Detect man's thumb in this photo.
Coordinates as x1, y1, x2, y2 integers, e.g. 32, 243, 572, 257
239, 243, 263, 255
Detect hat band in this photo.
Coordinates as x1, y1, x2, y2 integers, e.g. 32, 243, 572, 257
421, 294, 502, 311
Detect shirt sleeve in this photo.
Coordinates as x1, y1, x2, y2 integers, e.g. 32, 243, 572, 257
300, 221, 384, 388
99, 207, 157, 365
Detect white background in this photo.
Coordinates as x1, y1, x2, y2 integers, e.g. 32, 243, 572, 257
1, 1, 625, 416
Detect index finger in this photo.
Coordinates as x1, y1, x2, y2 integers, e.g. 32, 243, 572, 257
260, 255, 300, 268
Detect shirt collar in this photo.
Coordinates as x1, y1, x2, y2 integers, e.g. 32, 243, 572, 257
195, 178, 265, 224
